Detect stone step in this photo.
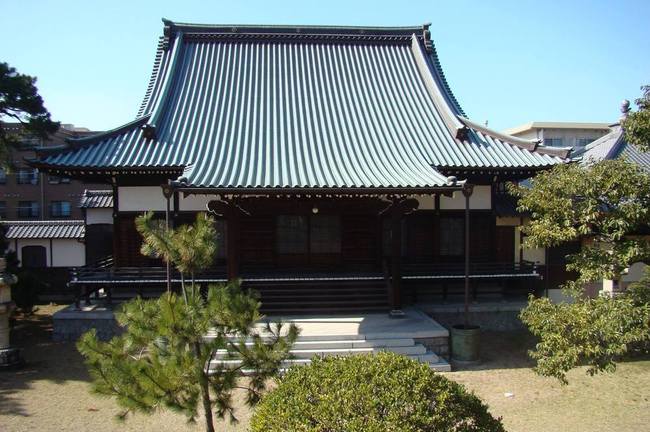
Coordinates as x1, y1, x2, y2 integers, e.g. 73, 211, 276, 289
213, 344, 427, 360
293, 338, 416, 349
205, 337, 417, 350
209, 351, 449, 373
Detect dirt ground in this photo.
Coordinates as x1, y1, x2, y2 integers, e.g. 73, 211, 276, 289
1, 305, 650, 432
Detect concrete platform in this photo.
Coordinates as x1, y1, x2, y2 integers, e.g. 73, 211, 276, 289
258, 308, 448, 341
52, 302, 120, 341
53, 303, 450, 363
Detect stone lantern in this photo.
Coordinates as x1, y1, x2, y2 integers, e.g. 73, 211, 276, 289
0, 257, 21, 368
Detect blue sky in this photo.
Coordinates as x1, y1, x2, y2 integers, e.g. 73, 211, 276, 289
1, 0, 648, 132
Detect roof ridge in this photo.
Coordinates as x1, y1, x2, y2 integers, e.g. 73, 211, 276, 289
65, 115, 150, 146
460, 116, 573, 159
163, 19, 427, 36
138, 36, 167, 117
426, 39, 466, 117
460, 117, 538, 150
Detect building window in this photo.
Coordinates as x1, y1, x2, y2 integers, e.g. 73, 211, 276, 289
543, 138, 564, 147
439, 216, 464, 256
0, 169, 6, 184
18, 201, 40, 218
310, 215, 341, 254
276, 214, 342, 255
576, 138, 596, 147
0, 201, 6, 219
50, 201, 71, 217
48, 175, 71, 184
17, 168, 39, 185
276, 215, 308, 254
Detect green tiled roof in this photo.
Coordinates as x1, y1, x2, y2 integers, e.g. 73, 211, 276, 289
38, 21, 568, 190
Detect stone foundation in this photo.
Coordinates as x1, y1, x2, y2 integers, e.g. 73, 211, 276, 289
53, 304, 121, 342
417, 302, 527, 332
414, 336, 449, 360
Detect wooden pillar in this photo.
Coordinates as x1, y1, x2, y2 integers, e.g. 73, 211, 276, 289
206, 199, 243, 282
161, 183, 174, 293
390, 206, 402, 311
111, 178, 120, 266
462, 184, 474, 327
227, 210, 240, 281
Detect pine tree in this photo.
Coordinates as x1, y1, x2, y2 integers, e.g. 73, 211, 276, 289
78, 212, 299, 432
0, 61, 60, 169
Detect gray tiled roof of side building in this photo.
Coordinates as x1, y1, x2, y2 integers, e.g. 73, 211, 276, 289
79, 190, 113, 209
579, 125, 650, 172
1, 220, 85, 239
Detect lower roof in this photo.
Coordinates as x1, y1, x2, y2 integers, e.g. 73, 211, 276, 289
79, 190, 113, 209
1, 220, 85, 240
578, 125, 650, 172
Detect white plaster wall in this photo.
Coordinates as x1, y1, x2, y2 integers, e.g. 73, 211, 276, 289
86, 208, 113, 225
522, 245, 546, 264
118, 186, 166, 211
414, 195, 435, 210
52, 239, 86, 267
11, 239, 51, 267
7, 238, 86, 267
439, 185, 491, 210
179, 194, 212, 211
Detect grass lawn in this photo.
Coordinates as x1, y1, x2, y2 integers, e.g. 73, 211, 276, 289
1, 305, 649, 432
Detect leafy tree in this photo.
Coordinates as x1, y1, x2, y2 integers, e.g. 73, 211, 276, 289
78, 213, 298, 432
0, 61, 59, 168
622, 85, 650, 151
520, 290, 650, 384
512, 159, 650, 383
513, 160, 650, 292
251, 352, 505, 432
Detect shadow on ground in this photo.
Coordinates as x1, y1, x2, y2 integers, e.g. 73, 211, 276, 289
0, 305, 87, 417
450, 330, 538, 372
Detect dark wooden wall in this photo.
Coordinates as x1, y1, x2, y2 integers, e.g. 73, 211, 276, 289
113, 202, 513, 271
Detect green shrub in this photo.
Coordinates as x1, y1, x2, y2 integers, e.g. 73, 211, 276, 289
12, 270, 44, 313
250, 352, 504, 432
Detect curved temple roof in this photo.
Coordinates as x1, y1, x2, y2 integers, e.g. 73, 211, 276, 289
37, 20, 568, 191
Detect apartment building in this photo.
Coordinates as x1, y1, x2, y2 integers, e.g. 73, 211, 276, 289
503, 121, 611, 154
0, 123, 109, 221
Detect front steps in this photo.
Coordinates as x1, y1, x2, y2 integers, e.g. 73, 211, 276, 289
208, 335, 451, 373
247, 279, 390, 315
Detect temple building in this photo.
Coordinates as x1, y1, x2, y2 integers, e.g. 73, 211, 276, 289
34, 20, 571, 314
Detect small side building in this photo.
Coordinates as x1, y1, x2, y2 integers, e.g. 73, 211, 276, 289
79, 190, 114, 264
1, 220, 86, 300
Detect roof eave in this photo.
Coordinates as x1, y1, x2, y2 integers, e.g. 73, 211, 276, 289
176, 185, 465, 196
